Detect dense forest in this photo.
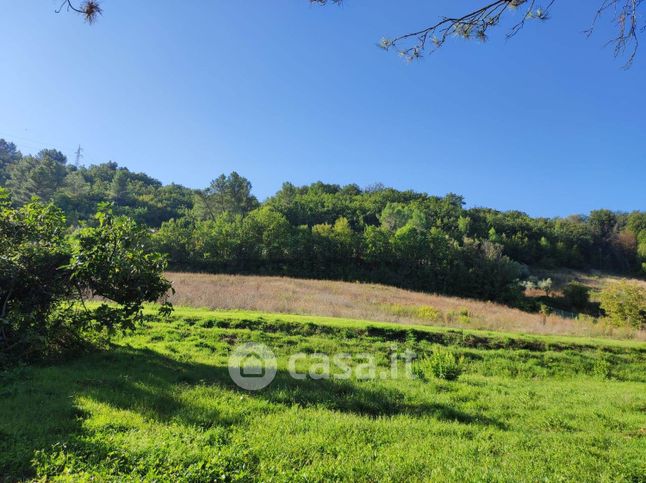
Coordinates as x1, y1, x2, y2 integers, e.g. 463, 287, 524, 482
1, 138, 645, 304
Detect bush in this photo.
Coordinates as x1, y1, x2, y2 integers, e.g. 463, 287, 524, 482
0, 194, 172, 365
562, 282, 590, 311
539, 303, 552, 324
598, 282, 646, 329
538, 278, 553, 297
446, 308, 471, 324
413, 347, 464, 381
591, 357, 611, 379
68, 207, 174, 331
383, 304, 442, 322
1, 195, 75, 363
414, 305, 442, 321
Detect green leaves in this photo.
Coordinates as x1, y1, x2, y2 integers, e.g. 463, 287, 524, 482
599, 281, 646, 329
1, 200, 172, 364
68, 206, 174, 331
413, 346, 465, 381
0, 198, 72, 362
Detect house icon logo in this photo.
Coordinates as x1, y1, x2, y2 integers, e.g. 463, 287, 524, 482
228, 343, 277, 391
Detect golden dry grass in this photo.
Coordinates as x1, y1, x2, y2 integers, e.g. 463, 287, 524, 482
165, 272, 645, 340
530, 267, 646, 292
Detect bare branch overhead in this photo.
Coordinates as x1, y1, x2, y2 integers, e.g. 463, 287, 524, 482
55, 0, 645, 67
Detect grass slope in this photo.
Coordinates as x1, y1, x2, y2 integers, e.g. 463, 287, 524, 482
165, 272, 646, 339
1, 307, 645, 481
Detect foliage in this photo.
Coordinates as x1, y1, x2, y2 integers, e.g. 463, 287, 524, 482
521, 277, 553, 297
0, 139, 21, 185
599, 281, 646, 329
537, 278, 553, 297
194, 171, 259, 220
0, 193, 172, 364
57, 1, 646, 69
413, 346, 465, 381
447, 307, 471, 324
6, 150, 67, 205
383, 304, 442, 322
67, 206, 174, 331
1, 137, 645, 305
0, 191, 74, 361
592, 357, 611, 379
539, 303, 552, 324
520, 277, 537, 291
562, 281, 590, 311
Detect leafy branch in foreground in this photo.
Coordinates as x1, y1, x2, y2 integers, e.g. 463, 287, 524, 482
0, 191, 172, 365
67, 205, 174, 331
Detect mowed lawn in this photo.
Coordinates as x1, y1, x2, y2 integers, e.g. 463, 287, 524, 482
2, 308, 646, 481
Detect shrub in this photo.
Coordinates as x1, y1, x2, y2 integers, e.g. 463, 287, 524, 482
562, 282, 590, 311
537, 278, 553, 297
599, 282, 646, 329
0, 195, 173, 365
414, 305, 442, 322
0, 195, 73, 363
383, 304, 442, 322
539, 303, 552, 325
520, 276, 538, 291
413, 347, 464, 381
446, 308, 471, 324
592, 358, 611, 379
382, 303, 406, 318
68, 207, 174, 331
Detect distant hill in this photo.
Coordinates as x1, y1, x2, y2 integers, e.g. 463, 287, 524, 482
2, 137, 645, 305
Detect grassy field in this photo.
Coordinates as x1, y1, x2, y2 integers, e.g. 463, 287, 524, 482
2, 307, 645, 481
165, 272, 645, 339
530, 267, 646, 292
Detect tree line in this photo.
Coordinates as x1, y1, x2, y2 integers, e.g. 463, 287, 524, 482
1, 138, 645, 305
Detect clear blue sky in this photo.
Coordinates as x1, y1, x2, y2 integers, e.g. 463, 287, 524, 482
0, 1, 644, 217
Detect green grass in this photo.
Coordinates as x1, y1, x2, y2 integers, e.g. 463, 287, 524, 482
2, 307, 646, 481
142, 305, 646, 350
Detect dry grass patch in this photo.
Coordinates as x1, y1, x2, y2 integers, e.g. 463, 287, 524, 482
165, 272, 645, 339
531, 267, 646, 292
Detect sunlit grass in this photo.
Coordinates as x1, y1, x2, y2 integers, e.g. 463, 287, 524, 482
1, 308, 645, 480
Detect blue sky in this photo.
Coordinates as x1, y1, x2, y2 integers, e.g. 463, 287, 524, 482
0, 0, 644, 216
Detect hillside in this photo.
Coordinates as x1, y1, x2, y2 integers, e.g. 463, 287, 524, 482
530, 267, 646, 292
2, 308, 645, 480
3, 4, 645, 481
3, 142, 646, 307
165, 272, 646, 339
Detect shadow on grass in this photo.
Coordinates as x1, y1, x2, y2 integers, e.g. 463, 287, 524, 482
0, 346, 505, 479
